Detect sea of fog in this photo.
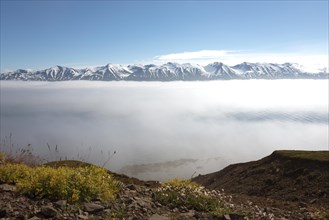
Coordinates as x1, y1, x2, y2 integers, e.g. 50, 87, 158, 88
0, 80, 328, 181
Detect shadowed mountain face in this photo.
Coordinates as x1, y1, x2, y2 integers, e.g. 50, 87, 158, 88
1, 62, 328, 81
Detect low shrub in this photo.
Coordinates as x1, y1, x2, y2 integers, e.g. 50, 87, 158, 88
153, 179, 230, 216
0, 163, 30, 184
0, 163, 119, 202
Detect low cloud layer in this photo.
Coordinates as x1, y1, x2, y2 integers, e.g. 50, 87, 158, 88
1, 80, 328, 180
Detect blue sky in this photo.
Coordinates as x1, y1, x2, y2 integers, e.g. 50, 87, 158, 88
1, 1, 328, 72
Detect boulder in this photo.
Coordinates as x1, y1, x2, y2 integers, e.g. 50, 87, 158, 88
83, 203, 104, 213
41, 206, 58, 218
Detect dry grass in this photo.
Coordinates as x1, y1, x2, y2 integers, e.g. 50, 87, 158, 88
274, 150, 329, 162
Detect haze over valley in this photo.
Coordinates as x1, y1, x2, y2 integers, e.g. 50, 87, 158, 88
1, 80, 327, 180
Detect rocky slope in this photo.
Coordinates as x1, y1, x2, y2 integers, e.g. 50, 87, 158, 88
1, 62, 328, 81
193, 150, 329, 205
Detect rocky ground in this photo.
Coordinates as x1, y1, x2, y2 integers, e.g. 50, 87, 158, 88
0, 180, 327, 220
1, 151, 328, 219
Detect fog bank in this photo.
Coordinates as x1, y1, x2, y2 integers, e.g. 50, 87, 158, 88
1, 80, 328, 180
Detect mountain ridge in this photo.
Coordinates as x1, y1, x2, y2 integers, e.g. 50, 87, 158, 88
1, 62, 328, 81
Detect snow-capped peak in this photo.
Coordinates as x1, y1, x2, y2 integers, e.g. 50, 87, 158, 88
1, 62, 327, 81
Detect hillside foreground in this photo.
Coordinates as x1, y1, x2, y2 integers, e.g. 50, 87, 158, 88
0, 150, 328, 219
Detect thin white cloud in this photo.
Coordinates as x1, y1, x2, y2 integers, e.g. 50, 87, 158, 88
155, 50, 235, 61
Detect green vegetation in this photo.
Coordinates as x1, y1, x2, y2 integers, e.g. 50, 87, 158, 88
0, 151, 119, 202
274, 150, 329, 162
153, 179, 230, 217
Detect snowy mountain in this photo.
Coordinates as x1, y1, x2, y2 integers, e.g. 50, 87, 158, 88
231, 62, 303, 78
204, 62, 238, 79
79, 64, 132, 80
126, 63, 207, 80
38, 66, 81, 80
1, 62, 328, 81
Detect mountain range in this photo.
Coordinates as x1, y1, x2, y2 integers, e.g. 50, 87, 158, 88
1, 62, 328, 81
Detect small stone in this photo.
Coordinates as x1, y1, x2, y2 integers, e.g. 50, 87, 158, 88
223, 214, 231, 220
172, 208, 178, 212
127, 184, 137, 190
149, 214, 170, 220
155, 202, 162, 207
180, 206, 188, 212
83, 203, 104, 213
54, 200, 67, 209
28, 217, 41, 220
300, 207, 307, 212
0, 184, 16, 192
103, 209, 111, 214
41, 206, 58, 218
78, 214, 89, 219
309, 198, 318, 204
